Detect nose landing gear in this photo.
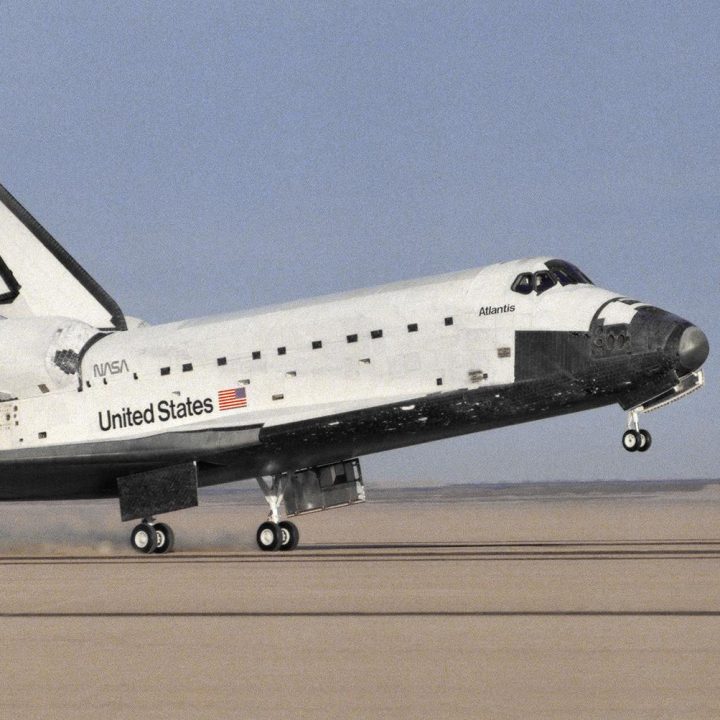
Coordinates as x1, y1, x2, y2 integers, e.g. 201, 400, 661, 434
622, 411, 652, 453
620, 370, 707, 454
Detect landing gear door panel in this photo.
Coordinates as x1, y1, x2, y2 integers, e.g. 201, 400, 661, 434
117, 461, 199, 522
284, 459, 365, 516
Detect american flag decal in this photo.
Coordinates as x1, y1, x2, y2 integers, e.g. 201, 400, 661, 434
218, 386, 247, 410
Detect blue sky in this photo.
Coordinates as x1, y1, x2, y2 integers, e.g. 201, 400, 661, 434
0, 1, 717, 483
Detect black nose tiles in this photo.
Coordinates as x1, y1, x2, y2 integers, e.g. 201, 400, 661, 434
676, 326, 709, 373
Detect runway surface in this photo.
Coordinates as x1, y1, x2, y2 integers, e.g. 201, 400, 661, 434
1, 482, 719, 718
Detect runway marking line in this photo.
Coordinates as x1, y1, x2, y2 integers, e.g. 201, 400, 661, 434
1, 551, 719, 564
0, 611, 718, 618
0, 541, 719, 565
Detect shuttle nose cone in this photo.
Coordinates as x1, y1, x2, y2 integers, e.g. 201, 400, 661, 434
676, 325, 709, 373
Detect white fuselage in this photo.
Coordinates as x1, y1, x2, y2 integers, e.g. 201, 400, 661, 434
0, 257, 625, 454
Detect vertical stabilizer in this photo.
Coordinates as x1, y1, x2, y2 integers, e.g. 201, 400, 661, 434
0, 183, 126, 330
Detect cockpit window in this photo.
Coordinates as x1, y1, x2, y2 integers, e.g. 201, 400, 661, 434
545, 259, 593, 285
511, 261, 592, 296
511, 272, 533, 295
534, 271, 556, 294
549, 266, 574, 286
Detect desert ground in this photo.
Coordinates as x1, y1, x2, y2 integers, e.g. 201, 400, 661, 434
0, 480, 718, 719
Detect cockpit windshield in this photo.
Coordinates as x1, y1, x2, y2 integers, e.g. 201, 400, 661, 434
545, 259, 593, 285
511, 260, 593, 295
534, 270, 556, 294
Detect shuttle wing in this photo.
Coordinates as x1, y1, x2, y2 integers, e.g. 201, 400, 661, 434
0, 183, 126, 330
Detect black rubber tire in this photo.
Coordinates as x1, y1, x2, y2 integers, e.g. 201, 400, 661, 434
131, 523, 157, 554
153, 522, 175, 554
622, 430, 640, 452
278, 521, 300, 551
637, 429, 652, 452
256, 521, 281, 551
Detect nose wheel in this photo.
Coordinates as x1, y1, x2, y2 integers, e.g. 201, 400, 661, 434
623, 410, 652, 452
622, 428, 652, 452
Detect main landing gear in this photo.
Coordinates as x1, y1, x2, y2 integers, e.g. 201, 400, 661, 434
622, 410, 652, 453
256, 519, 300, 551
130, 518, 175, 554
256, 475, 300, 551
